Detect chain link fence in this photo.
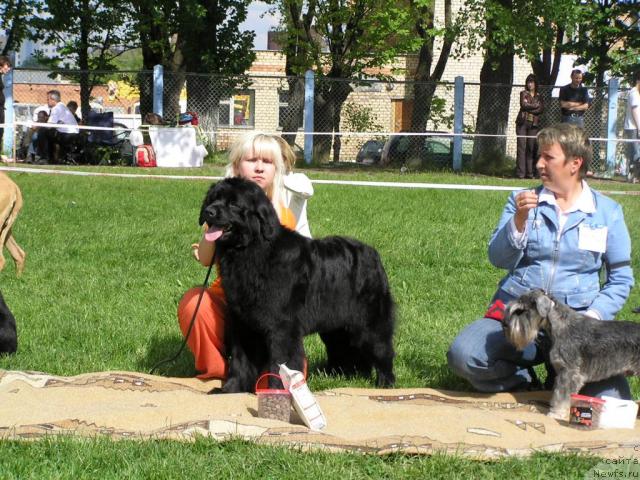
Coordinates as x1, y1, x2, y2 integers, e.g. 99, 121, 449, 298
7, 67, 633, 175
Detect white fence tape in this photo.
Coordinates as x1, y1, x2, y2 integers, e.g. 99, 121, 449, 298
1, 165, 638, 196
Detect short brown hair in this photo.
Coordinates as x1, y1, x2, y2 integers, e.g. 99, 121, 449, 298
537, 123, 591, 179
0, 55, 11, 68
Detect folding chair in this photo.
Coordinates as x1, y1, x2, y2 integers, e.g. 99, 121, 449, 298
82, 111, 130, 165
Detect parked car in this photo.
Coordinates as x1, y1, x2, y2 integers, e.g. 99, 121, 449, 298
355, 139, 385, 164
380, 133, 472, 169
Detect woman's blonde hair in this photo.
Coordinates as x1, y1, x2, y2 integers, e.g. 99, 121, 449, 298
273, 136, 296, 173
537, 123, 591, 179
225, 131, 286, 212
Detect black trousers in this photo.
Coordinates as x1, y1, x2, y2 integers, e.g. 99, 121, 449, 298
36, 128, 78, 163
0, 108, 4, 154
516, 122, 539, 179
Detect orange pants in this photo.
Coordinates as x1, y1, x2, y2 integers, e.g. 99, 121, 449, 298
177, 281, 308, 382
177, 283, 227, 379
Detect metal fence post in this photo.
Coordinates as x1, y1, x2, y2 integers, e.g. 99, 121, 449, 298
452, 76, 465, 171
153, 64, 164, 117
606, 77, 619, 174
2, 52, 15, 158
304, 70, 315, 165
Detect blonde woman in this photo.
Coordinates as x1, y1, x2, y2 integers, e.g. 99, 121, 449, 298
178, 132, 308, 379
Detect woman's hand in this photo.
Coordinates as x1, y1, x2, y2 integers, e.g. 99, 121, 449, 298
513, 190, 538, 232
191, 243, 200, 261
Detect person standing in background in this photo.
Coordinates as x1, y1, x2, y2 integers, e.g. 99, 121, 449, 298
515, 74, 544, 179
623, 70, 640, 183
559, 69, 591, 128
0, 56, 12, 162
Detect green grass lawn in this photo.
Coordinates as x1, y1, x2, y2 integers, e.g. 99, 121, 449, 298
0, 166, 638, 478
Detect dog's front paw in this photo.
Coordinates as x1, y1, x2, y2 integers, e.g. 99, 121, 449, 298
220, 377, 244, 394
207, 387, 224, 395
547, 409, 569, 421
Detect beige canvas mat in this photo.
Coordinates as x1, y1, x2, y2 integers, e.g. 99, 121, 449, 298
1, 370, 638, 459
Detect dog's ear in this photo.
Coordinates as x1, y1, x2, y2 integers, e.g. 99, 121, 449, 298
252, 202, 279, 240
199, 183, 218, 226
534, 292, 555, 318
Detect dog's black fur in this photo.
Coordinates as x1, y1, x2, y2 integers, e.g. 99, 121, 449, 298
0, 290, 17, 354
200, 178, 396, 393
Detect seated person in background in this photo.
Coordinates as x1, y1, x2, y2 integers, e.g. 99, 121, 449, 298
32, 105, 49, 122
36, 90, 80, 163
22, 110, 49, 163
66, 101, 81, 124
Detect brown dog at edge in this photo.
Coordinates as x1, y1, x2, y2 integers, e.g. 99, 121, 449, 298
0, 172, 25, 275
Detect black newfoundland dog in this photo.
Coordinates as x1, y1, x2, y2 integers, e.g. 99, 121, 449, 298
200, 177, 395, 393
0, 290, 17, 354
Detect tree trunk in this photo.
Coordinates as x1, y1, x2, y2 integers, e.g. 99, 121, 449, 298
186, 75, 230, 146
408, 0, 453, 164
531, 24, 563, 87
78, 0, 92, 120
137, 1, 171, 121
472, 0, 514, 170
162, 70, 185, 124
472, 58, 514, 165
1, 0, 23, 56
587, 88, 605, 172
313, 78, 352, 163
281, 76, 305, 146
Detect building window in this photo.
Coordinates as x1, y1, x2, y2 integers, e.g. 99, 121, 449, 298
219, 91, 254, 127
278, 90, 304, 130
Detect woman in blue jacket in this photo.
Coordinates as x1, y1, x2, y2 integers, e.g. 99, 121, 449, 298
447, 123, 635, 399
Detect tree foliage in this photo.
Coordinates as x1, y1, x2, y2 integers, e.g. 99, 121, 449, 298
1, 0, 37, 56
30, 0, 137, 117
267, 0, 417, 162
566, 0, 639, 85
407, 0, 463, 161
129, 0, 255, 124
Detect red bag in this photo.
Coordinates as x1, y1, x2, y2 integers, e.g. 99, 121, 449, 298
135, 144, 157, 167
485, 299, 506, 321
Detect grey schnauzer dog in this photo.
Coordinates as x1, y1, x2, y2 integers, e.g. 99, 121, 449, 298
503, 289, 640, 419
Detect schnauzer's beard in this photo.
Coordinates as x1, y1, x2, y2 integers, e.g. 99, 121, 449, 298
503, 308, 543, 351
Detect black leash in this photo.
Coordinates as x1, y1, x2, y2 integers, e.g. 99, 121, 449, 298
149, 261, 215, 375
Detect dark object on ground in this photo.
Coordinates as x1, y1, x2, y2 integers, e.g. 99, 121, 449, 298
0, 290, 17, 354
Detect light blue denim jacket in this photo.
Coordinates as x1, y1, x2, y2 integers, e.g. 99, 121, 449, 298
488, 186, 634, 320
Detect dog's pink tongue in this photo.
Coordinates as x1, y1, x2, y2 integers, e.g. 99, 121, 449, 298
204, 227, 223, 242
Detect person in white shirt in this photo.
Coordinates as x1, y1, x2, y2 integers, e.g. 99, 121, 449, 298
36, 90, 79, 163
623, 71, 640, 183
